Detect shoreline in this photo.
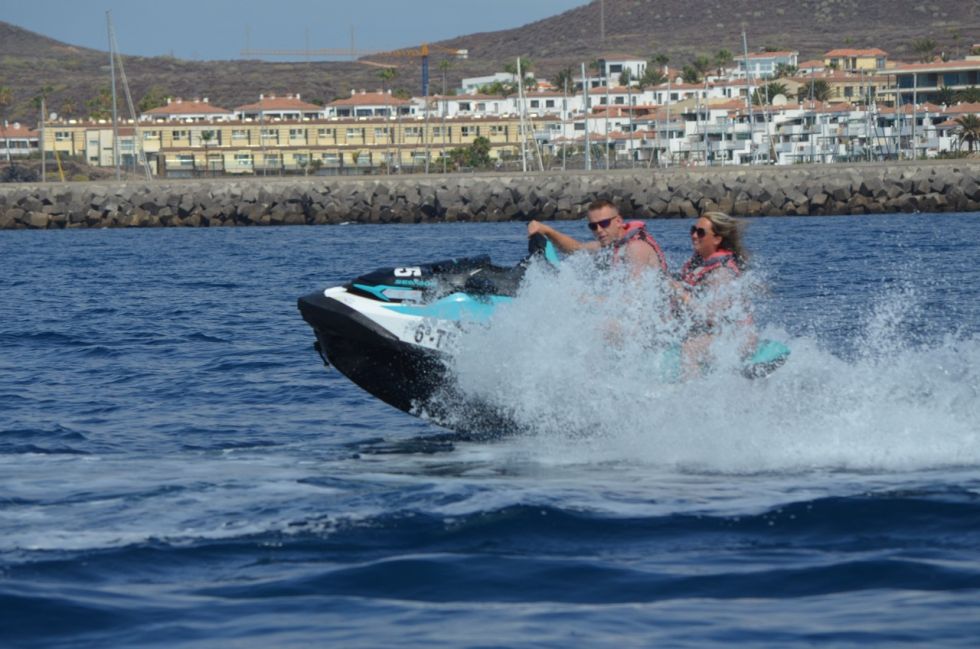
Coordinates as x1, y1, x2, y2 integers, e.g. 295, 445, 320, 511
1, 161, 978, 230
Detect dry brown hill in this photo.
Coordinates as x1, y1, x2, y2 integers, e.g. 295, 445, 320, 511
1, 0, 977, 123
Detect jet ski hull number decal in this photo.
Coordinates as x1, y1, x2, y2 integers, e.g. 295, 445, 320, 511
414, 322, 455, 350
394, 267, 423, 278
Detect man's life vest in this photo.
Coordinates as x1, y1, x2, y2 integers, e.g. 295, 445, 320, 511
612, 221, 668, 273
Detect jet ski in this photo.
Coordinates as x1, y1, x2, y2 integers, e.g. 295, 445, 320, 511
297, 235, 789, 433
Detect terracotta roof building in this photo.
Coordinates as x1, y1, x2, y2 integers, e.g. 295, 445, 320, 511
234, 94, 324, 120
140, 98, 233, 122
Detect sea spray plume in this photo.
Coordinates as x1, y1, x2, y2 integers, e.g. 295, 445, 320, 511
449, 253, 690, 437
447, 257, 980, 474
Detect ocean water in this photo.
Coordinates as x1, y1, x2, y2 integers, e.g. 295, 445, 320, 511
2, 213, 980, 648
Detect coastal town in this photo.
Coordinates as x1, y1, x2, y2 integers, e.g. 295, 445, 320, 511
2, 46, 980, 178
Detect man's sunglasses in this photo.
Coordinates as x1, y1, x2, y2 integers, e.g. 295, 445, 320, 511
691, 226, 711, 238
588, 218, 616, 231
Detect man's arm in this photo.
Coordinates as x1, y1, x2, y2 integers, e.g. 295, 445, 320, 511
528, 220, 599, 253
624, 239, 666, 278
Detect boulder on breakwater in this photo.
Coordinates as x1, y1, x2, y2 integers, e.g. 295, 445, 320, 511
1, 161, 978, 230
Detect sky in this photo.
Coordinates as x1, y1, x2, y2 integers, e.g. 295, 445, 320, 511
3, 0, 591, 61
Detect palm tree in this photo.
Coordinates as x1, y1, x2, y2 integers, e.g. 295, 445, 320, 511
640, 66, 666, 88
773, 63, 798, 79
957, 87, 980, 103
200, 130, 214, 175
32, 85, 54, 112
504, 57, 536, 90
552, 67, 574, 93
911, 37, 937, 63
437, 58, 454, 96
378, 68, 397, 93
60, 98, 77, 119
797, 79, 832, 103
681, 65, 701, 84
714, 49, 734, 77
753, 82, 789, 105
936, 86, 957, 107
955, 114, 980, 153
692, 55, 713, 80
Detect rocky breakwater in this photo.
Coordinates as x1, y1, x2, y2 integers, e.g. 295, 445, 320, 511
1, 161, 978, 230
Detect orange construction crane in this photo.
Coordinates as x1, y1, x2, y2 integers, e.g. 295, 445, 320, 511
367, 44, 468, 97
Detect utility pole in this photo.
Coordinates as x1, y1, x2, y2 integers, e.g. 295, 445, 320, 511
604, 81, 611, 169
424, 88, 431, 173
517, 57, 528, 173
702, 77, 709, 165
600, 0, 605, 44
40, 97, 45, 183
627, 77, 634, 168
911, 71, 917, 160
562, 76, 568, 171
582, 63, 591, 171
107, 11, 120, 180
665, 75, 671, 167
741, 29, 755, 165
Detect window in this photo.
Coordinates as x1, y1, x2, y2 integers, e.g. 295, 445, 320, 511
490, 125, 507, 136
175, 154, 195, 168
234, 154, 253, 167
172, 130, 189, 139
142, 131, 159, 141
289, 128, 307, 141
232, 129, 249, 141
55, 131, 72, 142
294, 153, 309, 166
404, 126, 421, 137
461, 126, 479, 137
458, 102, 471, 111
476, 103, 486, 111
346, 127, 364, 139
374, 127, 389, 138
546, 100, 555, 108
530, 100, 540, 108
264, 153, 281, 167
317, 128, 335, 138
431, 126, 445, 137
355, 151, 372, 166
261, 128, 278, 142
320, 152, 339, 166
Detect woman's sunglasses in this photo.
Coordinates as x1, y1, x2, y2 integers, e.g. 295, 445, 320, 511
691, 226, 712, 238
588, 217, 616, 231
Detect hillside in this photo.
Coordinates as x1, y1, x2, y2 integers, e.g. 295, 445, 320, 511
1, 0, 977, 123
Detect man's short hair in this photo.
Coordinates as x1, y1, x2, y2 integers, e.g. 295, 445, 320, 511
587, 199, 619, 214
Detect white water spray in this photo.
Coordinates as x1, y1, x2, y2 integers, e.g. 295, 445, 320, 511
449, 256, 980, 474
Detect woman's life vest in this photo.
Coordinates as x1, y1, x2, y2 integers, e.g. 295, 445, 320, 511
612, 221, 668, 273
677, 249, 753, 336
678, 249, 740, 287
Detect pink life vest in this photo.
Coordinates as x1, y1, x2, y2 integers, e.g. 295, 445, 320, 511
612, 221, 668, 273
678, 249, 740, 287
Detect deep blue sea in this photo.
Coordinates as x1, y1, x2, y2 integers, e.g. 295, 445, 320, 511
3, 213, 980, 648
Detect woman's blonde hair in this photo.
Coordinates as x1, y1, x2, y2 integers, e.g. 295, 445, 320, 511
702, 212, 748, 266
